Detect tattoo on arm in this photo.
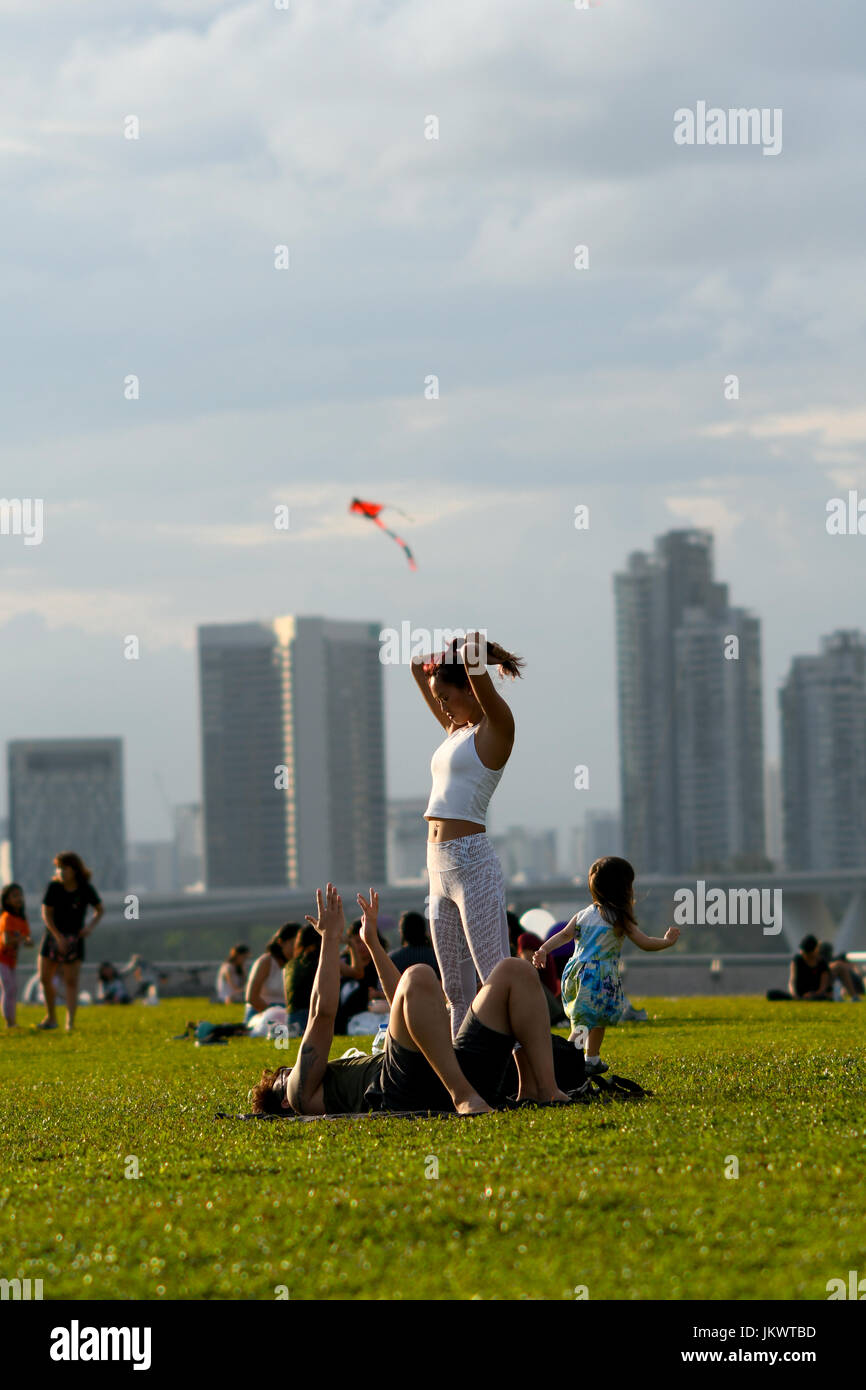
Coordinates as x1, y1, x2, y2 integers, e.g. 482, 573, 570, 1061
298, 1042, 318, 1098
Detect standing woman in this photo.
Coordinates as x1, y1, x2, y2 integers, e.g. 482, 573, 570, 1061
412, 631, 524, 1037
39, 851, 103, 1032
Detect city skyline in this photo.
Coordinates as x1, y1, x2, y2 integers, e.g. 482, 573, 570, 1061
2, 547, 864, 878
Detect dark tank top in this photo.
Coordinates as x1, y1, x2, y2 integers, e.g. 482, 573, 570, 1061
321, 1054, 384, 1114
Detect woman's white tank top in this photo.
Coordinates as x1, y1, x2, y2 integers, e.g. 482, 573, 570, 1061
424, 723, 505, 825
256, 954, 287, 1007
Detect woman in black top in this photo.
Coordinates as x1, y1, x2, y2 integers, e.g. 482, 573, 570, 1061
39, 851, 103, 1032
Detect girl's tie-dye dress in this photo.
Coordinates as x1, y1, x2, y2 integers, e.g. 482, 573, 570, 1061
560, 905, 625, 1030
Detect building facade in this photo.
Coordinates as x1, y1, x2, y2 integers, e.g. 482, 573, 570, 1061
614, 530, 765, 874
780, 630, 866, 870
8, 738, 126, 894
198, 616, 386, 889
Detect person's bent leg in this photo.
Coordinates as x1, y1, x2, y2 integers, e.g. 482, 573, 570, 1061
472, 958, 570, 1103
512, 1047, 540, 1100
39, 956, 57, 1024
390, 966, 491, 1113
831, 960, 859, 999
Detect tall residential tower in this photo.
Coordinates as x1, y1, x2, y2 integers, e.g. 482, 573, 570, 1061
198, 616, 386, 889
8, 738, 126, 894
780, 630, 866, 870
614, 530, 765, 874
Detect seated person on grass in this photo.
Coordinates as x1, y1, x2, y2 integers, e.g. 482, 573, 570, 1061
817, 941, 863, 1001
767, 934, 833, 1000
251, 884, 573, 1117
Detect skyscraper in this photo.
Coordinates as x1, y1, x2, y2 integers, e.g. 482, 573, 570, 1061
780, 630, 866, 870
8, 738, 126, 894
387, 798, 428, 883
198, 616, 386, 889
173, 802, 204, 890
614, 530, 765, 874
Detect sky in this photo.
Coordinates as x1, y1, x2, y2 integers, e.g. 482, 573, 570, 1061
1, 0, 865, 852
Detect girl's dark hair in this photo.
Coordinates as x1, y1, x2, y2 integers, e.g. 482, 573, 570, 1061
297, 924, 320, 953
399, 911, 428, 947
228, 943, 249, 965
424, 636, 524, 689
588, 857, 638, 933
99, 962, 116, 979
1, 882, 26, 918
268, 922, 301, 961
55, 852, 91, 885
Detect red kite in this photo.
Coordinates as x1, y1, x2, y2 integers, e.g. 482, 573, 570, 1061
349, 498, 417, 570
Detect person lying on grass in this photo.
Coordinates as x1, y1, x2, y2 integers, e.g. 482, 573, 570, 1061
251, 883, 574, 1116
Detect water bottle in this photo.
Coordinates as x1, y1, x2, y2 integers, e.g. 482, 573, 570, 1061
371, 1020, 388, 1055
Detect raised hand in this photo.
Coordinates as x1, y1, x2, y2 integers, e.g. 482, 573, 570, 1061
305, 883, 345, 939
663, 926, 681, 947
531, 946, 548, 971
356, 888, 380, 952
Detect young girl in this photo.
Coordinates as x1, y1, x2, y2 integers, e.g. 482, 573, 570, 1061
0, 883, 33, 1027
533, 857, 679, 1075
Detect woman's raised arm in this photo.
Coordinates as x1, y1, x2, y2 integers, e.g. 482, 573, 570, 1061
411, 654, 452, 731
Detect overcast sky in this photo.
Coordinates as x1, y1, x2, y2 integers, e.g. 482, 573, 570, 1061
1, 0, 864, 853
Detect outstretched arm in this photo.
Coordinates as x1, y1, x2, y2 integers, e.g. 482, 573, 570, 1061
623, 924, 680, 953
357, 890, 402, 1006
411, 654, 452, 731
287, 884, 345, 1114
533, 915, 579, 966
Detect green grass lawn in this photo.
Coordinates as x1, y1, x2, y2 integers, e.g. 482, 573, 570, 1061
1, 996, 863, 1301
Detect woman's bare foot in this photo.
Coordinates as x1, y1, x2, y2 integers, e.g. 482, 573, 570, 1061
454, 1092, 493, 1115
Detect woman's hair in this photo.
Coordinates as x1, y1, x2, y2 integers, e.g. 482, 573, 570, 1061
267, 922, 301, 961
250, 1068, 288, 1116
54, 851, 91, 885
296, 924, 320, 954
399, 911, 428, 947
98, 962, 116, 980
423, 636, 524, 689
0, 882, 26, 918
228, 943, 250, 966
587, 857, 638, 933
348, 918, 387, 949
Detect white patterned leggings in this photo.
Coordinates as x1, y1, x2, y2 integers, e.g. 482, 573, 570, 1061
427, 833, 510, 1039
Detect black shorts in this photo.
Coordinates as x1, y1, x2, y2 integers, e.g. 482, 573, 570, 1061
40, 934, 84, 964
375, 1006, 516, 1113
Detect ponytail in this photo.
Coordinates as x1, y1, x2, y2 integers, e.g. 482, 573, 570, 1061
424, 636, 525, 686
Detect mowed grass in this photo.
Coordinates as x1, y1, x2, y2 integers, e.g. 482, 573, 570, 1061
0, 997, 863, 1302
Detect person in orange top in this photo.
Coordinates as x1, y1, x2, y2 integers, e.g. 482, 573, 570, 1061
0, 883, 33, 1027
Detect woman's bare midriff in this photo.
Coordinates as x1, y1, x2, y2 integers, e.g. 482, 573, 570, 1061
425, 818, 486, 843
